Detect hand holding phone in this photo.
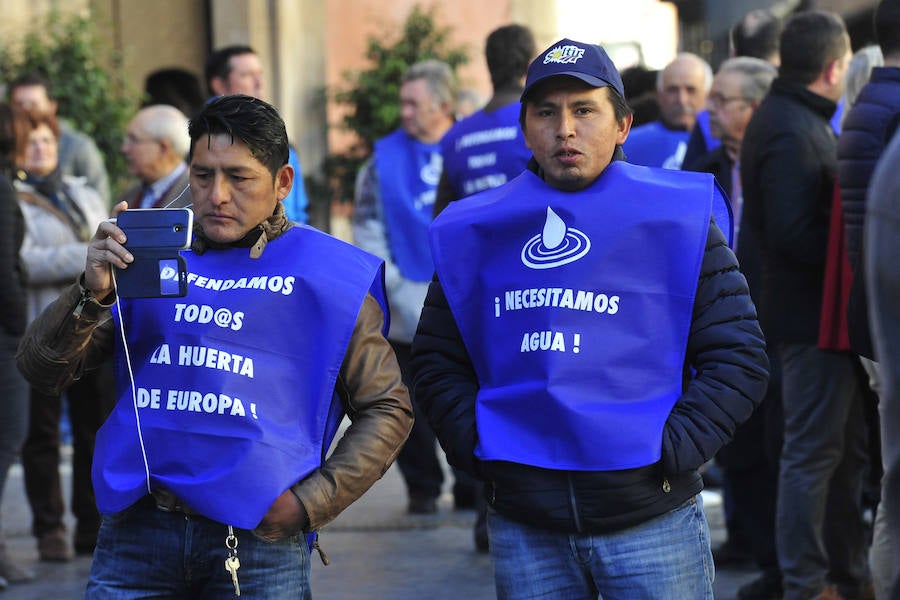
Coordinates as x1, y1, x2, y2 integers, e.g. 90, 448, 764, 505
113, 208, 193, 298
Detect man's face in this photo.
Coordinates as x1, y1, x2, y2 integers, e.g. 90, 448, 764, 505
523, 80, 631, 192
399, 78, 450, 143
122, 112, 164, 182
707, 71, 753, 150
657, 57, 708, 131
24, 123, 58, 177
11, 85, 57, 117
220, 53, 264, 98
189, 133, 292, 243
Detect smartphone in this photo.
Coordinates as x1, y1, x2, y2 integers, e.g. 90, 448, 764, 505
113, 208, 193, 298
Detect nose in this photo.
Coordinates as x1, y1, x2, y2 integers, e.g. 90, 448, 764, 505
208, 173, 231, 205
555, 111, 575, 139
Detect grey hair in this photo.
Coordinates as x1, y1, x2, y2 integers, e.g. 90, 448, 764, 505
141, 104, 190, 157
843, 45, 884, 112
717, 56, 778, 103
402, 59, 458, 109
656, 53, 714, 92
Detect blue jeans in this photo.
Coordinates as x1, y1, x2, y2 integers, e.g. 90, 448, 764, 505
488, 496, 714, 599
86, 498, 311, 599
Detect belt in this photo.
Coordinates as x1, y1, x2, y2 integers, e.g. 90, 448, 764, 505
150, 489, 200, 516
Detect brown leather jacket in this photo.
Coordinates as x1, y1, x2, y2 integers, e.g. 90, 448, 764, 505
16, 211, 413, 534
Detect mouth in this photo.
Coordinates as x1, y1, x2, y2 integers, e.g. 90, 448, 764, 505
554, 148, 582, 165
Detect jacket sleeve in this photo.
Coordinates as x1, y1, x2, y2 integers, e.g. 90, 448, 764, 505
351, 159, 428, 342
290, 294, 413, 531
661, 221, 770, 474
410, 277, 481, 478
16, 278, 117, 395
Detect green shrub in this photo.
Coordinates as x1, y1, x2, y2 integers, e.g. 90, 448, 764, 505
0, 12, 138, 197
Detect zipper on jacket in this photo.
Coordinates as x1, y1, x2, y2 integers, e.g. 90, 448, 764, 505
567, 474, 584, 533
662, 477, 671, 493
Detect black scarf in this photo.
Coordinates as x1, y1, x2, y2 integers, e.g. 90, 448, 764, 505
22, 169, 92, 242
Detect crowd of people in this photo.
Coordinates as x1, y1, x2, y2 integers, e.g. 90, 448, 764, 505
1, 1, 899, 599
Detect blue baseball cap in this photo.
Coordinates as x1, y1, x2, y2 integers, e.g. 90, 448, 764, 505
522, 38, 625, 102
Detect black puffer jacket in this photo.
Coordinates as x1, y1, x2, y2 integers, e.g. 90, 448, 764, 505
837, 66, 900, 359
411, 163, 769, 534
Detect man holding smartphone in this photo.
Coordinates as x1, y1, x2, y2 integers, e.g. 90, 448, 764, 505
17, 94, 413, 598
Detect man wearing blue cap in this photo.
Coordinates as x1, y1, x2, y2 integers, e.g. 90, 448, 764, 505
412, 38, 769, 598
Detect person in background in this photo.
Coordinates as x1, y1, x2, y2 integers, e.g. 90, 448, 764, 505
682, 9, 783, 169
353, 59, 471, 515
433, 23, 535, 551
837, 1, 900, 595
15, 111, 113, 562
118, 105, 192, 210
16, 94, 413, 598
865, 128, 900, 600
413, 37, 768, 598
9, 72, 111, 209
0, 103, 35, 589
205, 45, 311, 224
143, 67, 206, 119
740, 10, 866, 600
686, 56, 782, 600
622, 52, 712, 169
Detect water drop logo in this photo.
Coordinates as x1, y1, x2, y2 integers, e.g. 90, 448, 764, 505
521, 207, 591, 269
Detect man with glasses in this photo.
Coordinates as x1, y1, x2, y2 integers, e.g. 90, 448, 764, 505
119, 105, 193, 210
686, 56, 781, 600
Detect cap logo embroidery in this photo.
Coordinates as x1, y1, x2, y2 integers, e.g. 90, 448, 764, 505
543, 45, 585, 65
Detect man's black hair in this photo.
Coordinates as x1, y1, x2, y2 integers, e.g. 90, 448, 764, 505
486, 24, 536, 90
8, 72, 55, 100
779, 10, 848, 85
875, 0, 900, 58
204, 45, 256, 96
188, 94, 288, 179
730, 9, 782, 62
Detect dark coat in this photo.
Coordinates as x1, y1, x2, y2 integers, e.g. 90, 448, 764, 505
837, 67, 900, 359
411, 163, 769, 535
740, 78, 838, 345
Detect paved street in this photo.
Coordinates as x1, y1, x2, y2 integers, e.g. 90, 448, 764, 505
1, 454, 760, 599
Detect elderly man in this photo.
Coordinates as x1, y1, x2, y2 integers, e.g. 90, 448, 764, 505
119, 105, 192, 209
412, 38, 768, 598
686, 56, 782, 600
623, 53, 712, 169
352, 59, 477, 515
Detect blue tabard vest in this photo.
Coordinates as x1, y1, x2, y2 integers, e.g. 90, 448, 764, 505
97, 227, 388, 529
374, 129, 442, 282
430, 162, 730, 471
440, 103, 531, 199
623, 121, 691, 169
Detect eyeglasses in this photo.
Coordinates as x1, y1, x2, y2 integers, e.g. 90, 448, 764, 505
123, 134, 158, 146
707, 93, 748, 109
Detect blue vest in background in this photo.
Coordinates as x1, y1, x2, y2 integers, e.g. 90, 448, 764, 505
623, 121, 690, 169
440, 103, 531, 199
98, 227, 387, 529
696, 110, 720, 154
430, 163, 728, 471
282, 146, 310, 224
374, 129, 441, 282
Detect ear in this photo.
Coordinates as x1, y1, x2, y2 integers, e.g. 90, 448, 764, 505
616, 113, 634, 145
824, 57, 843, 86
275, 163, 294, 202
209, 76, 228, 97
